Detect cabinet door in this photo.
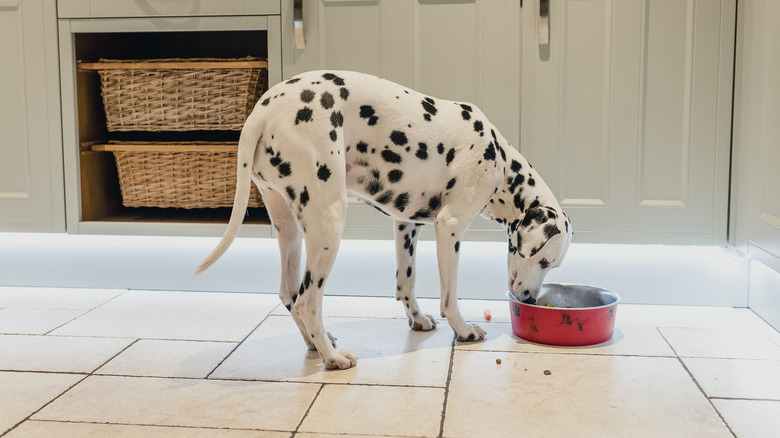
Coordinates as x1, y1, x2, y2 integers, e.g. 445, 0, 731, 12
282, 0, 520, 146
521, 0, 735, 244
0, 0, 65, 232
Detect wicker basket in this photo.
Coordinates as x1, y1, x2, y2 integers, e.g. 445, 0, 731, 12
90, 142, 263, 209
79, 58, 268, 132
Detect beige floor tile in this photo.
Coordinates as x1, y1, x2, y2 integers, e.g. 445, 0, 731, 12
660, 327, 780, 359
616, 304, 748, 329
682, 357, 780, 399
0, 287, 124, 310
0, 371, 83, 435
0, 335, 133, 373
443, 351, 731, 438
0, 308, 85, 335
299, 385, 444, 437
456, 323, 675, 357
95, 339, 238, 378
211, 316, 453, 386
6, 421, 289, 438
711, 399, 780, 438
271, 295, 433, 319
34, 375, 320, 432
734, 308, 780, 346
51, 290, 278, 341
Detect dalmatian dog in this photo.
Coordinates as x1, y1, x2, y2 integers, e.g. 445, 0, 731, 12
196, 71, 572, 370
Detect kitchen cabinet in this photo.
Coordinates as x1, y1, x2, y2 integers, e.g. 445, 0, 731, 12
521, 0, 736, 245
281, 0, 520, 239
733, 0, 780, 328
0, 0, 65, 232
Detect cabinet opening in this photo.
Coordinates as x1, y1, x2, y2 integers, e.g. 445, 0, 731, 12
74, 30, 270, 225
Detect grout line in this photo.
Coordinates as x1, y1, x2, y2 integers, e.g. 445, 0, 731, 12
710, 396, 780, 402
90, 338, 139, 375
438, 334, 457, 438
0, 373, 91, 438
204, 310, 275, 379
17, 418, 293, 434
42, 290, 130, 336
656, 328, 737, 438
291, 383, 325, 437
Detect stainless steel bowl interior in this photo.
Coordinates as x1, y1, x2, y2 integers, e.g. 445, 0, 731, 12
508, 283, 620, 309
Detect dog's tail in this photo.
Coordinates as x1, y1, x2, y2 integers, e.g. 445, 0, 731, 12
194, 113, 264, 276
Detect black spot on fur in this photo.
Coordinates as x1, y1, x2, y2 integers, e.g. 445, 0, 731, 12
318, 277, 324, 288
300, 89, 315, 103
286, 186, 296, 200
394, 193, 410, 212
286, 77, 301, 84
446, 148, 456, 166
446, 178, 457, 190
460, 103, 472, 112
270, 154, 282, 167
330, 111, 344, 128
320, 91, 335, 109
474, 120, 484, 132
437, 143, 445, 155
421, 98, 437, 118
317, 164, 331, 182
356, 141, 369, 153
428, 194, 441, 211
329, 130, 337, 141
390, 130, 408, 146
381, 149, 402, 164
511, 160, 522, 172
513, 194, 525, 211
367, 178, 383, 195
484, 142, 496, 161
303, 270, 312, 290
522, 207, 548, 227
300, 187, 310, 206
261, 97, 271, 106
406, 266, 412, 277
528, 177, 536, 187
295, 107, 313, 124
409, 209, 430, 220
322, 73, 345, 85
416, 143, 428, 160
278, 162, 292, 177
539, 258, 550, 269
388, 169, 403, 183
376, 191, 394, 204
340, 87, 349, 100
455, 241, 460, 252
359, 105, 378, 126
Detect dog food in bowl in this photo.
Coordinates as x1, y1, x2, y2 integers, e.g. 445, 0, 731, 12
507, 283, 620, 346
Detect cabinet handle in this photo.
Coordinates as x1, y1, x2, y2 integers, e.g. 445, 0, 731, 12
294, 0, 306, 49
538, 0, 550, 45
0, 0, 21, 9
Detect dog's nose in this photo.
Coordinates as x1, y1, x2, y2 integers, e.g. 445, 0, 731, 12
521, 296, 537, 305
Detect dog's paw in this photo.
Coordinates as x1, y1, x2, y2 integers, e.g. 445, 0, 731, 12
307, 332, 337, 351
409, 313, 438, 331
456, 324, 486, 342
323, 349, 358, 370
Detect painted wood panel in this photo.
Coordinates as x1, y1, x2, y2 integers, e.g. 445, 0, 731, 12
522, 0, 735, 244
0, 0, 65, 232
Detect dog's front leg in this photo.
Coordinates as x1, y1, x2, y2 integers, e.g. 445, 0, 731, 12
434, 208, 486, 342
393, 220, 437, 331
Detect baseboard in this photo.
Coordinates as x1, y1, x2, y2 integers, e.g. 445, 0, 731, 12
0, 233, 750, 307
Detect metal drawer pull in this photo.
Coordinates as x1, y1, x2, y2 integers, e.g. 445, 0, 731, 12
538, 0, 550, 45
0, 0, 21, 9
294, 0, 306, 49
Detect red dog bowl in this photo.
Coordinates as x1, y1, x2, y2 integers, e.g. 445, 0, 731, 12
508, 284, 620, 346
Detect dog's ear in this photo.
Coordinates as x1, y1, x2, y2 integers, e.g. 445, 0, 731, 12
517, 206, 561, 258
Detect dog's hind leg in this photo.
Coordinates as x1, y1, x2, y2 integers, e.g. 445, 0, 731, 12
293, 180, 357, 370
393, 220, 437, 331
260, 187, 324, 350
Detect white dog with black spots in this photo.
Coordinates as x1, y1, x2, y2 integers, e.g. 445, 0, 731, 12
197, 71, 573, 370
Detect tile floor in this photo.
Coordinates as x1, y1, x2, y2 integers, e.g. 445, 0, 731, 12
1, 287, 779, 437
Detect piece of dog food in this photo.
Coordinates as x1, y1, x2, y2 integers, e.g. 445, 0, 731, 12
544, 369, 552, 375
496, 358, 502, 365
484, 308, 492, 321
546, 303, 556, 307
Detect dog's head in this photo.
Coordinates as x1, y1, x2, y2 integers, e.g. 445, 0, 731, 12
505, 206, 572, 304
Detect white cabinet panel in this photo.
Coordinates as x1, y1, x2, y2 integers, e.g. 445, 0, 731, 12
0, 0, 65, 232
522, 0, 735, 244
